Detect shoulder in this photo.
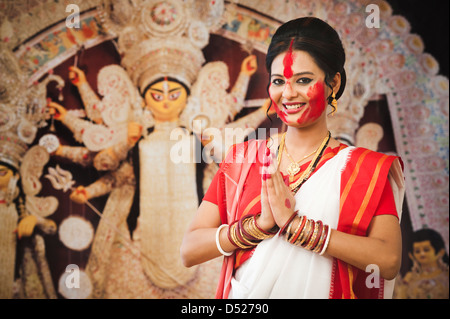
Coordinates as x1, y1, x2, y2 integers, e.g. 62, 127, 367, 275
347, 147, 400, 165
223, 139, 267, 162
343, 147, 403, 184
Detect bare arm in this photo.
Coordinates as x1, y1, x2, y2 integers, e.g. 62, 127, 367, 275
180, 200, 237, 267
325, 215, 402, 280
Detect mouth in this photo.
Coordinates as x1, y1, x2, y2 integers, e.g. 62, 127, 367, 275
282, 102, 306, 114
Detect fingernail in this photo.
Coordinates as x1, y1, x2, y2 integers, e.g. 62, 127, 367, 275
266, 148, 271, 156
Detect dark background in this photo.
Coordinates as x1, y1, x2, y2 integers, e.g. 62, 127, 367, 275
386, 0, 449, 77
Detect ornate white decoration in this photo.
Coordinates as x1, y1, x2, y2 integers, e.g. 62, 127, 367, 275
58, 216, 94, 251
45, 165, 76, 193
39, 134, 61, 154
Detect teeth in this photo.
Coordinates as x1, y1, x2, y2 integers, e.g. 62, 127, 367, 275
284, 103, 305, 110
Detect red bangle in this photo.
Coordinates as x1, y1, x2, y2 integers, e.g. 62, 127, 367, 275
279, 211, 298, 236
290, 216, 306, 244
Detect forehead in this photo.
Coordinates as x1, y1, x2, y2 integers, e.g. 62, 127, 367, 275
149, 80, 184, 91
271, 50, 322, 75
413, 240, 433, 250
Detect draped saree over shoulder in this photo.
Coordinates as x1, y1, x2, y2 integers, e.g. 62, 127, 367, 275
211, 139, 404, 299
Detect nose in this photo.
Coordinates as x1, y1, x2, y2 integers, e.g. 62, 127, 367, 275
282, 81, 297, 99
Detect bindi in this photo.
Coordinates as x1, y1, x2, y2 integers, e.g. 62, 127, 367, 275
283, 39, 295, 79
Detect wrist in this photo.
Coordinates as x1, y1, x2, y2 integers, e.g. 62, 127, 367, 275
255, 214, 276, 233
216, 225, 234, 256
279, 211, 298, 236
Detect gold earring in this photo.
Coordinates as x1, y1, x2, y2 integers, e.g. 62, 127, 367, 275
331, 92, 338, 116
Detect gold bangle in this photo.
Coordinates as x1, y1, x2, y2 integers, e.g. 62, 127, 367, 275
289, 216, 305, 244
305, 221, 320, 250
315, 225, 330, 254
313, 224, 326, 253
297, 219, 311, 246
248, 215, 276, 240
246, 217, 265, 240
229, 223, 254, 249
285, 217, 294, 241
239, 220, 259, 246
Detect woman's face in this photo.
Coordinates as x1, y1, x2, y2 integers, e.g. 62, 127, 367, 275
269, 49, 332, 128
144, 79, 187, 122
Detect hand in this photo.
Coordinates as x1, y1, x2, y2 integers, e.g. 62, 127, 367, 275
263, 147, 296, 228
15, 215, 37, 239
68, 66, 87, 87
70, 186, 89, 204
241, 55, 257, 76
258, 148, 276, 232
47, 101, 67, 121
127, 122, 143, 146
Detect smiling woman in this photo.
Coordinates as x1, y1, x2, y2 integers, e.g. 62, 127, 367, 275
180, 16, 406, 299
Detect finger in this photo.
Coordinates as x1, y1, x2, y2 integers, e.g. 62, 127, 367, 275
266, 152, 281, 193
261, 173, 270, 203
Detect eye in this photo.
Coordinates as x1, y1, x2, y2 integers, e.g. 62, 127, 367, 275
151, 92, 164, 101
271, 78, 285, 86
296, 77, 313, 84
169, 91, 181, 101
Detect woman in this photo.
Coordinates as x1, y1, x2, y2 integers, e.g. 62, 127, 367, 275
180, 17, 405, 299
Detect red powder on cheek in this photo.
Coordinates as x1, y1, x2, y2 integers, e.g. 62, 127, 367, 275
283, 39, 295, 79
297, 81, 326, 124
269, 83, 287, 122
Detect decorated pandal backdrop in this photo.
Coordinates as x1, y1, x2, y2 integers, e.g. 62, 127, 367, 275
0, 0, 448, 299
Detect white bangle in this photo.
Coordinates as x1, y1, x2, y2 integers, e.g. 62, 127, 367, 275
319, 227, 332, 256
216, 224, 233, 256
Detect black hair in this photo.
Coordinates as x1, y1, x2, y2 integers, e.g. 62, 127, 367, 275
0, 161, 18, 174
410, 228, 449, 265
141, 77, 190, 99
265, 17, 347, 108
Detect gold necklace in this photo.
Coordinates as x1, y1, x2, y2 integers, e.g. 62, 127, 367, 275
284, 142, 319, 180
278, 131, 331, 191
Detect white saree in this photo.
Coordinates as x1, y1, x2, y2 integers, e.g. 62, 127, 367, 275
229, 147, 353, 299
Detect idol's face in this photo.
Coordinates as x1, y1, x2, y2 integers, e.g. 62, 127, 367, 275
0, 164, 14, 190
268, 49, 330, 128
144, 79, 187, 122
412, 240, 441, 267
